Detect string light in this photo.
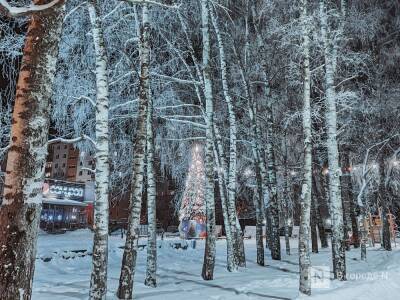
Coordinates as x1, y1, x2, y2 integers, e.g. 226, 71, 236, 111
244, 168, 253, 178
179, 144, 206, 223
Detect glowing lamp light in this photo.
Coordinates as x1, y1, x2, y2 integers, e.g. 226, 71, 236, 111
290, 170, 297, 176
322, 168, 329, 175
244, 168, 253, 177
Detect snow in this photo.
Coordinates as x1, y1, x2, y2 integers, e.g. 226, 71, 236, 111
32, 229, 400, 299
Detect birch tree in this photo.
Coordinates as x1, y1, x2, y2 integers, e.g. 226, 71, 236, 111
299, 0, 312, 294
209, 5, 242, 271
201, 0, 216, 280
144, 72, 157, 287
87, 1, 111, 298
0, 1, 65, 299
117, 3, 151, 298
320, 0, 346, 281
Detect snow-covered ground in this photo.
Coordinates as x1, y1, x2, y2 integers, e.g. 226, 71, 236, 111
32, 229, 400, 299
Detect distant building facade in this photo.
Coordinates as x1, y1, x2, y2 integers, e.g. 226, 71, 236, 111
41, 142, 95, 231
46, 142, 94, 183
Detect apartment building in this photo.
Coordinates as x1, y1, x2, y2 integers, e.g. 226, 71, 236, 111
46, 142, 94, 184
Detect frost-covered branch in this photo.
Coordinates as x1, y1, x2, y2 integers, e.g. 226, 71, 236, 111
0, 0, 63, 17
110, 99, 139, 111
64, 1, 87, 22
72, 96, 96, 108
156, 104, 202, 110
335, 74, 360, 89
47, 134, 98, 148
123, 0, 181, 9
162, 137, 205, 141
0, 144, 10, 156
82, 167, 96, 174
151, 72, 201, 86
160, 116, 206, 129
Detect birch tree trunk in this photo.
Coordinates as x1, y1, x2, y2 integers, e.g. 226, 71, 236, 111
250, 108, 266, 266
144, 79, 157, 287
117, 4, 150, 298
213, 124, 237, 271
357, 160, 369, 260
299, 0, 312, 294
378, 154, 391, 251
320, 0, 346, 281
312, 174, 329, 248
311, 197, 319, 253
87, 1, 111, 299
359, 204, 368, 260
252, 13, 281, 260
340, 148, 359, 248
212, 135, 236, 272
210, 7, 244, 269
0, 2, 65, 299
236, 53, 265, 266
283, 161, 291, 255
264, 97, 281, 261
201, 0, 216, 281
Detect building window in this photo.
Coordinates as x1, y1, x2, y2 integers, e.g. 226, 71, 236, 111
63, 154, 67, 158
79, 171, 83, 176
57, 145, 60, 150
55, 163, 58, 169
56, 154, 59, 159
80, 161, 83, 166
87, 170, 91, 175
62, 163, 65, 167
64, 145, 67, 149
88, 161, 92, 166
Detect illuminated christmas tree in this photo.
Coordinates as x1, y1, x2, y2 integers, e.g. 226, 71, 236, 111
179, 144, 206, 238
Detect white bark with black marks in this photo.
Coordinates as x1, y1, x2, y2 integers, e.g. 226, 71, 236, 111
88, 1, 111, 298
299, 0, 312, 294
320, 0, 346, 281
144, 75, 157, 287
118, 4, 151, 298
201, 0, 216, 281
209, 7, 243, 270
